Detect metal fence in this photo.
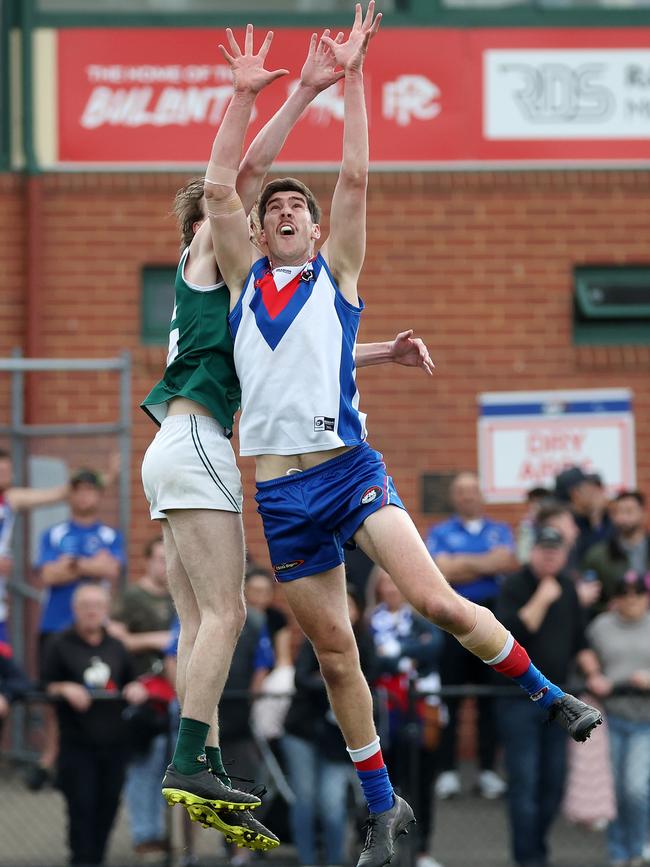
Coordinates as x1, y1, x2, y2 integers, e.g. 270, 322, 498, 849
0, 687, 611, 867
0, 353, 132, 759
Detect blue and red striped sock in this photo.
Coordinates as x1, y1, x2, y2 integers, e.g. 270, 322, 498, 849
347, 737, 394, 815
486, 633, 564, 710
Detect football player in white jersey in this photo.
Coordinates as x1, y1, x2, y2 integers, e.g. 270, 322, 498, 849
205, 7, 602, 867
146, 24, 433, 853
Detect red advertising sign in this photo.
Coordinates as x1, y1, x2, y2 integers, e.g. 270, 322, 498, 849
55, 27, 650, 167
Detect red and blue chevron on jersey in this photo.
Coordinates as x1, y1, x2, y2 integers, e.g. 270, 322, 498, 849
228, 253, 367, 457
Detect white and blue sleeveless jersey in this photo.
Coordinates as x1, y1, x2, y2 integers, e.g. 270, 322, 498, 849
228, 253, 367, 456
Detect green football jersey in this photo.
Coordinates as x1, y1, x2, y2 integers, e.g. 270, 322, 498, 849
141, 249, 241, 432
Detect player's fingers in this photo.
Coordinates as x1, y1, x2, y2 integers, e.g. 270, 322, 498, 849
370, 12, 382, 38
244, 23, 254, 55
258, 29, 274, 59
363, 0, 375, 30
218, 44, 235, 65
396, 329, 414, 341
335, 31, 345, 44
354, 2, 363, 29
225, 28, 241, 57
267, 67, 290, 83
320, 35, 337, 52
317, 29, 330, 54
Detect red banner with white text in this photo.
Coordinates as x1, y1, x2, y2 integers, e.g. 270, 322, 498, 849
54, 27, 650, 168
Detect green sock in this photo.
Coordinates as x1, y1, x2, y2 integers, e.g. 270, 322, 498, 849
206, 746, 231, 786
172, 717, 210, 775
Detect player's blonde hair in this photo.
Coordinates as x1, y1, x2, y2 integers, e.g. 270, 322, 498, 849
173, 177, 206, 253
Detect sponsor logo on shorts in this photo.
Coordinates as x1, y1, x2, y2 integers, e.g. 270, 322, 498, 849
314, 416, 335, 432
360, 485, 383, 505
274, 560, 305, 573
530, 686, 549, 702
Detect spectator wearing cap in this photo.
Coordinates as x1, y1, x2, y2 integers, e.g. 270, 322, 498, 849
583, 572, 650, 867
494, 526, 594, 867
582, 491, 650, 615
426, 472, 517, 801
31, 469, 125, 787
37, 469, 125, 645
554, 466, 613, 563
535, 501, 602, 614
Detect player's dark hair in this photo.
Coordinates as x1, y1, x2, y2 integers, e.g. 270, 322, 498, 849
613, 490, 646, 508
173, 177, 206, 253
258, 177, 321, 227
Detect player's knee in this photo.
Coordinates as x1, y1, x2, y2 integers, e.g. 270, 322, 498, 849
418, 591, 470, 633
202, 596, 246, 639
317, 642, 359, 688
176, 604, 200, 635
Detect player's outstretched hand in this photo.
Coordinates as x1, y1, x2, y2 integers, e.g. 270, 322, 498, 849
390, 329, 435, 376
321, 1, 382, 74
219, 24, 289, 95
300, 29, 346, 92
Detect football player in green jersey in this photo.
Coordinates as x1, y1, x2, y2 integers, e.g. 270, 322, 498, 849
141, 25, 433, 852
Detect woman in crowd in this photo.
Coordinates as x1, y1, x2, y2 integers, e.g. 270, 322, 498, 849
584, 571, 650, 867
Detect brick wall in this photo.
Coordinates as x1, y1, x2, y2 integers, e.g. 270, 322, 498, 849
2, 169, 650, 576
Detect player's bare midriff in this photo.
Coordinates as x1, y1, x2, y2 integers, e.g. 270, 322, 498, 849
256, 446, 354, 482
167, 396, 214, 418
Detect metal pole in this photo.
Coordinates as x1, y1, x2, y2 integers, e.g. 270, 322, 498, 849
9, 347, 26, 663
0, 358, 127, 371
118, 351, 132, 594
9, 347, 26, 756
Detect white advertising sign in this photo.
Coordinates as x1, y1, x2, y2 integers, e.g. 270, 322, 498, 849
484, 49, 650, 140
478, 389, 635, 504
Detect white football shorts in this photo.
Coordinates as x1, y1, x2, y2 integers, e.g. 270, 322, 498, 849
141, 414, 243, 519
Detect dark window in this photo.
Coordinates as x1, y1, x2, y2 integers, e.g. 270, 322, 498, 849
421, 472, 456, 514
573, 266, 650, 345
141, 266, 176, 346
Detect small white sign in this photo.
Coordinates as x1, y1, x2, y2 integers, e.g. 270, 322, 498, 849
478, 388, 635, 504
484, 49, 650, 140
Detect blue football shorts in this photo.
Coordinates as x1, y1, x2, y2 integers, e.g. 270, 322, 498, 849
255, 442, 405, 581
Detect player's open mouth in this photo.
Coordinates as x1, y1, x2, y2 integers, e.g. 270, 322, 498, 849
279, 224, 295, 236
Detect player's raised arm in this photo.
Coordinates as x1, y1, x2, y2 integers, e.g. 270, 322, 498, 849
320, 2, 381, 305
203, 25, 287, 302
236, 29, 345, 215
356, 330, 435, 375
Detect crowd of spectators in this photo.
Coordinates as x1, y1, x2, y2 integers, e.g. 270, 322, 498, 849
0, 454, 649, 867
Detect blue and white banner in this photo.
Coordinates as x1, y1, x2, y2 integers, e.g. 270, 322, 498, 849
478, 388, 635, 504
